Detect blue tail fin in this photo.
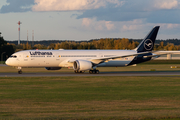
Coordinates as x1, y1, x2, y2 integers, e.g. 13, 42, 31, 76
135, 26, 160, 53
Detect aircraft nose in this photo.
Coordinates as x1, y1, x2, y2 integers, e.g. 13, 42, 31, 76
5, 59, 11, 66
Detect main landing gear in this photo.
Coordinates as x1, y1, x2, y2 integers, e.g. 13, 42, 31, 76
74, 69, 100, 74
17, 67, 22, 74
89, 69, 99, 74
74, 70, 85, 73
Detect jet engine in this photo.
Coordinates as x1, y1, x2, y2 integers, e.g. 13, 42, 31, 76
45, 67, 62, 70
73, 60, 92, 71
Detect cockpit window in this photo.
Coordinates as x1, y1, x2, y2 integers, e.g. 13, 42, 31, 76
10, 55, 17, 58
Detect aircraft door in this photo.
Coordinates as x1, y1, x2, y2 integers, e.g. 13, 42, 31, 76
99, 53, 103, 58
23, 54, 29, 62
56, 54, 61, 61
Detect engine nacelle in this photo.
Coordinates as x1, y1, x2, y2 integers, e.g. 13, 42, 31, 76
73, 60, 92, 71
45, 67, 62, 70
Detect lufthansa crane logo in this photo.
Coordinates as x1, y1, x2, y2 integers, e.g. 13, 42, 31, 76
144, 39, 153, 50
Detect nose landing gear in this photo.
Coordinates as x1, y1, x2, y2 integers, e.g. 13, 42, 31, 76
17, 67, 22, 74
18, 70, 22, 74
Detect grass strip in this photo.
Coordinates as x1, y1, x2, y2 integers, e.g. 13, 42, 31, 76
0, 76, 180, 119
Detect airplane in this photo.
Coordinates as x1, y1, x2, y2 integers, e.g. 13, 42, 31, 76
6, 26, 160, 74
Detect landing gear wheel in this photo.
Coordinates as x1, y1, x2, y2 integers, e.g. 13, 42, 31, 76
89, 70, 99, 74
74, 70, 85, 73
18, 70, 22, 74
96, 70, 99, 74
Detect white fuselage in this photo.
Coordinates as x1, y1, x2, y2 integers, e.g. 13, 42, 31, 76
6, 50, 137, 68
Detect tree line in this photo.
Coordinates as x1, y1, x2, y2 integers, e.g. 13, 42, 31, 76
8, 38, 180, 46
8, 38, 180, 52
1, 38, 180, 61
0, 37, 14, 61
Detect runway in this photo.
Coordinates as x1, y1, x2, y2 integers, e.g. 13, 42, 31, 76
0, 64, 7, 66
0, 71, 180, 77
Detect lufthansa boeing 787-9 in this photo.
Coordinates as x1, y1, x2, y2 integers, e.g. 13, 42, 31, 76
6, 26, 160, 74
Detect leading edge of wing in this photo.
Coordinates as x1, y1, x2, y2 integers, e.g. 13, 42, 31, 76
92, 51, 152, 61
89, 51, 153, 64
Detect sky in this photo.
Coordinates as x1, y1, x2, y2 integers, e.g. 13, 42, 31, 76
0, 0, 180, 41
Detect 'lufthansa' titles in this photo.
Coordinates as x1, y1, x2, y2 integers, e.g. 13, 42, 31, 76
30, 51, 53, 56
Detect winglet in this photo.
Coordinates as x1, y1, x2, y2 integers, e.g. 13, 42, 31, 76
135, 26, 160, 53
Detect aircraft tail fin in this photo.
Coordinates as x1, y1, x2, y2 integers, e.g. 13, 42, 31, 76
135, 26, 160, 53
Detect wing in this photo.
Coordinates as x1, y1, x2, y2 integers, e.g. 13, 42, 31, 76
90, 51, 180, 64
67, 51, 153, 64
90, 51, 153, 64
151, 51, 180, 59
153, 51, 180, 55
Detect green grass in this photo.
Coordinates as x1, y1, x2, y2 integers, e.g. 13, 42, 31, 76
0, 61, 5, 64
0, 76, 180, 119
1, 64, 180, 119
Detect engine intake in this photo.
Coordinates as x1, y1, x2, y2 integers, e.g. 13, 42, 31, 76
73, 60, 92, 71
